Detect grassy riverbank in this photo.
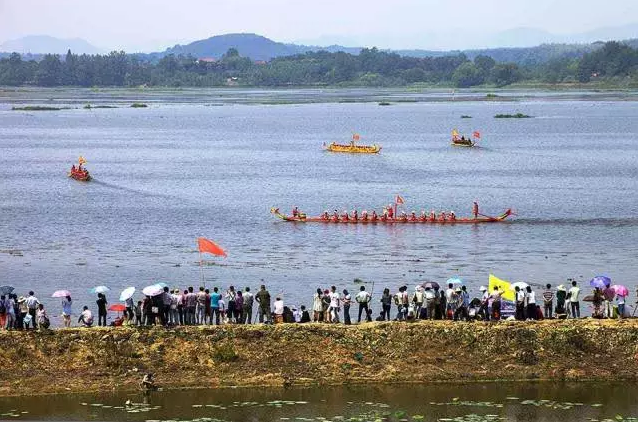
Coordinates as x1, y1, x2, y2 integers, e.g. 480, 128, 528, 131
0, 319, 636, 397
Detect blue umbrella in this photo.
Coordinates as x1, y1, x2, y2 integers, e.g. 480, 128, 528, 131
155, 282, 169, 288
90, 286, 110, 294
0, 285, 14, 295
446, 277, 464, 285
589, 276, 611, 289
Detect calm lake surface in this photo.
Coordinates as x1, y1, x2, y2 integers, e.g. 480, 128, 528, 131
1, 88, 638, 320
0, 383, 636, 422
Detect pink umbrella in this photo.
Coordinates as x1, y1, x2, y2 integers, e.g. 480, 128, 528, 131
52, 290, 71, 298
612, 285, 629, 297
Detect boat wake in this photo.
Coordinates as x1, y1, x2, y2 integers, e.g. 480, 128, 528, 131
90, 179, 177, 200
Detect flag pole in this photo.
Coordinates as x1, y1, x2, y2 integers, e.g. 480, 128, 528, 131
199, 250, 205, 288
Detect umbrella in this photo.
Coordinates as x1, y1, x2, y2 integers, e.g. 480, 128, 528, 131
612, 285, 628, 297
589, 276, 611, 289
142, 284, 163, 297
52, 290, 71, 298
446, 277, 463, 285
0, 285, 14, 295
155, 282, 169, 288
510, 282, 529, 291
90, 286, 110, 294
582, 294, 595, 302
422, 281, 440, 290
108, 304, 127, 312
119, 287, 136, 301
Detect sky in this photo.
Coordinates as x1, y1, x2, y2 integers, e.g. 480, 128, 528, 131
1, 0, 638, 52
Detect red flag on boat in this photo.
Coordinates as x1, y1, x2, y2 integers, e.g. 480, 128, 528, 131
473, 131, 481, 139
395, 195, 405, 205
197, 237, 227, 257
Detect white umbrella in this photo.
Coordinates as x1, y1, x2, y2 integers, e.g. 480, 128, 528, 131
90, 286, 110, 294
52, 290, 71, 298
119, 287, 136, 301
142, 284, 163, 297
510, 282, 529, 290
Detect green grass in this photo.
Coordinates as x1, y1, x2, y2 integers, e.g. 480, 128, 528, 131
494, 113, 532, 118
130, 103, 148, 108
12, 105, 62, 111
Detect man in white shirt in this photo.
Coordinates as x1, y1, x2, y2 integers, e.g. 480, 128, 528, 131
328, 286, 341, 323
445, 283, 455, 319
356, 286, 372, 323
78, 306, 93, 327
273, 297, 284, 323
525, 286, 536, 320
25, 291, 40, 330
424, 287, 436, 320
568, 281, 580, 318
515, 286, 526, 321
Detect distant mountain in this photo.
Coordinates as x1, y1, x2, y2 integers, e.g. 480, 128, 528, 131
0, 35, 102, 54
164, 33, 299, 61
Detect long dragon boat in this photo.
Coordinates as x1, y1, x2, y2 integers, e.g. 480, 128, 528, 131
325, 134, 381, 154
271, 207, 512, 224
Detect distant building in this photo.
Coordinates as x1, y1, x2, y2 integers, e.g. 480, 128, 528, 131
254, 60, 267, 65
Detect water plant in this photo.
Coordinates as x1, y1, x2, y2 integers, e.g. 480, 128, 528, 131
494, 113, 532, 118
12, 105, 62, 111
130, 103, 148, 108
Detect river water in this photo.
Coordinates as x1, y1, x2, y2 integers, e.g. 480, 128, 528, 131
1, 89, 638, 320
0, 383, 636, 421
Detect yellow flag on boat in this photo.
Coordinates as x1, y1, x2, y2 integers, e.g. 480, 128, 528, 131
488, 274, 515, 302
78, 156, 87, 165
451, 129, 459, 137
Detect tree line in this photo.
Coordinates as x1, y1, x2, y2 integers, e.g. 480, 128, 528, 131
0, 42, 636, 88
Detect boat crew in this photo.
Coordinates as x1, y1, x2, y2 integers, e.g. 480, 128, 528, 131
420, 210, 427, 221
371, 210, 378, 221
352, 210, 358, 221
429, 210, 436, 222
333, 209, 339, 222
473, 201, 479, 219
410, 211, 417, 222
387, 205, 394, 219
71, 164, 76, 173
399, 211, 408, 221
361, 210, 368, 221
449, 211, 456, 221
292, 207, 299, 217
342, 210, 349, 221
439, 211, 447, 222
322, 211, 329, 220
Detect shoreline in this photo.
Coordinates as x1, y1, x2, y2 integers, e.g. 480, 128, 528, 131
1, 319, 637, 398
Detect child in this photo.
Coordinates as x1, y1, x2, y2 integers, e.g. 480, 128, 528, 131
218, 298, 227, 324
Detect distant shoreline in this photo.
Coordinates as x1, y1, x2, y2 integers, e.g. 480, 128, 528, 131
1, 319, 637, 397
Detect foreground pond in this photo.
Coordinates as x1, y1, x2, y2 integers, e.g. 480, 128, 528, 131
0, 382, 636, 422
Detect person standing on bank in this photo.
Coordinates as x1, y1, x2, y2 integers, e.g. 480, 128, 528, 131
525, 286, 536, 320
255, 284, 271, 323
356, 286, 372, 323
542, 284, 554, 319
342, 289, 351, 325
96, 293, 107, 327
568, 281, 580, 318
242, 287, 254, 324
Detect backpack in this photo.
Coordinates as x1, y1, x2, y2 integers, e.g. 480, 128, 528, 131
0, 301, 5, 315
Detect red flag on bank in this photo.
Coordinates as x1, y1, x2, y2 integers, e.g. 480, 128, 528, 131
197, 237, 227, 257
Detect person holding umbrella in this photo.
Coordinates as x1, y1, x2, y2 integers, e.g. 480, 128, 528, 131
603, 284, 616, 318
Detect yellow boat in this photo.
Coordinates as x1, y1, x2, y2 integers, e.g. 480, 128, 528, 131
325, 134, 381, 154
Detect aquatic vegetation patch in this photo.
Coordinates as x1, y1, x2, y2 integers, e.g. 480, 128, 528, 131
130, 103, 149, 108
84, 104, 117, 109
12, 105, 65, 111
494, 113, 532, 118
461, 115, 472, 118
378, 101, 392, 106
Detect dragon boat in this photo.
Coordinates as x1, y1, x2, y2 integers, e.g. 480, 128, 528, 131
325, 133, 381, 154
451, 129, 480, 148
271, 207, 513, 224
68, 156, 91, 181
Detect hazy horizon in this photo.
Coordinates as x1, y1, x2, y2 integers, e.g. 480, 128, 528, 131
1, 0, 638, 52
